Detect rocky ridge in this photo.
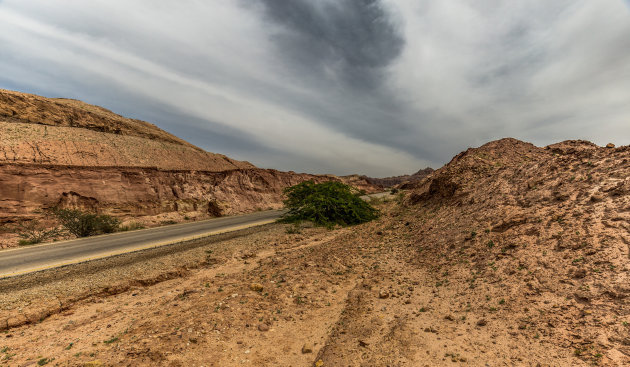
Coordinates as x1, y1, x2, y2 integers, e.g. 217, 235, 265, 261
351, 167, 435, 189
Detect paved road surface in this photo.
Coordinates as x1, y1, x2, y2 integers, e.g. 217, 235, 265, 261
0, 210, 283, 278
0, 192, 391, 278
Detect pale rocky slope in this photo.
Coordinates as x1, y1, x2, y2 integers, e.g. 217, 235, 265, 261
0, 89, 252, 171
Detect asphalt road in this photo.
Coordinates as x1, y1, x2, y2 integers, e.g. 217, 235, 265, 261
0, 209, 283, 279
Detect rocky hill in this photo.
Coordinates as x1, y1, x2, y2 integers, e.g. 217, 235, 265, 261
0, 89, 377, 246
387, 138, 630, 366
0, 89, 253, 171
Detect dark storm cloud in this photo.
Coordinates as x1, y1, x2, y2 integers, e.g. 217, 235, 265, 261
254, 0, 404, 90
242, 0, 438, 161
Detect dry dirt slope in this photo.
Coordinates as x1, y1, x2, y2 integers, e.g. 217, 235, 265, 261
0, 88, 253, 171
0, 138, 628, 367
396, 138, 630, 365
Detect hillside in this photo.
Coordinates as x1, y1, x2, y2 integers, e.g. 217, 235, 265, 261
2, 138, 628, 366
0, 89, 253, 171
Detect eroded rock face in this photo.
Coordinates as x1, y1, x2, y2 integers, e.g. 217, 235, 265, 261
0, 164, 331, 223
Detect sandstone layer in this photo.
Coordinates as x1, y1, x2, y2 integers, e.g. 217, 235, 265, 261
0, 89, 253, 171
0, 164, 329, 223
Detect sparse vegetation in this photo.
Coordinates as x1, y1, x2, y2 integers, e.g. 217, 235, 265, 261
51, 208, 120, 237
16, 220, 62, 246
285, 223, 302, 234
280, 181, 379, 228
119, 222, 145, 232
103, 336, 119, 344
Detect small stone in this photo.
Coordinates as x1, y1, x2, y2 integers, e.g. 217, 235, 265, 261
84, 361, 104, 367
241, 251, 255, 259
315, 360, 324, 367
378, 290, 390, 299
358, 339, 370, 347
257, 323, 269, 332
302, 343, 313, 354
590, 193, 604, 202
249, 283, 264, 292
606, 143, 615, 148
476, 319, 487, 327
570, 268, 587, 279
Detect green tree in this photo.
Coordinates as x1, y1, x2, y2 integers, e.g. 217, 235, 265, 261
51, 208, 120, 237
280, 181, 379, 228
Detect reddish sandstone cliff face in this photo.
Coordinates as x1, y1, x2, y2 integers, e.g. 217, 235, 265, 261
0, 89, 378, 246
0, 164, 330, 223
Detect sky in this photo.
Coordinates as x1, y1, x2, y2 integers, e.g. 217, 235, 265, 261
0, 1, 629, 177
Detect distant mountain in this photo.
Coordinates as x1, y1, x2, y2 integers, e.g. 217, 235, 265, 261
350, 167, 435, 189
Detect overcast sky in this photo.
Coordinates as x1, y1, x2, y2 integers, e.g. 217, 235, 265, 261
1, 1, 629, 176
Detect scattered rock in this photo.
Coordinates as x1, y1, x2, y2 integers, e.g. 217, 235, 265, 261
606, 143, 615, 148
249, 283, 264, 292
358, 339, 369, 347
240, 251, 255, 259
378, 290, 390, 299
570, 268, 587, 279
302, 343, 313, 353
476, 319, 487, 327
257, 323, 269, 332
84, 361, 104, 367
315, 360, 324, 367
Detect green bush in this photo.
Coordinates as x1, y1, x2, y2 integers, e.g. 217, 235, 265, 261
280, 181, 379, 228
51, 208, 121, 237
16, 221, 62, 245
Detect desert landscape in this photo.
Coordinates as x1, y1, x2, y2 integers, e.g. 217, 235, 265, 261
1, 1, 629, 366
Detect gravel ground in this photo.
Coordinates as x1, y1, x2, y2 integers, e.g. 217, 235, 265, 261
0, 223, 313, 319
